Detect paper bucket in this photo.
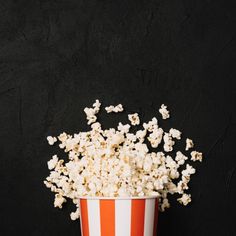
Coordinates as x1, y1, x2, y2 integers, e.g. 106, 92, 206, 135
79, 196, 159, 236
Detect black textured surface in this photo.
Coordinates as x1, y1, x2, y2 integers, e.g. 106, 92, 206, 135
0, 0, 236, 235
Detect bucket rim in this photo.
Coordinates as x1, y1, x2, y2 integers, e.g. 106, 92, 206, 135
79, 195, 159, 200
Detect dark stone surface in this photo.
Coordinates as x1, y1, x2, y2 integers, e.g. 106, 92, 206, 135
0, 0, 235, 235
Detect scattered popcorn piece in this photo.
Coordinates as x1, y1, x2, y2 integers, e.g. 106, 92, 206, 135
136, 129, 147, 143
163, 133, 175, 152
176, 180, 189, 194
175, 151, 188, 165
58, 132, 68, 143
161, 198, 170, 211
91, 122, 101, 131
191, 151, 203, 162
93, 99, 101, 111
148, 128, 163, 148
186, 138, 194, 151
105, 104, 123, 113
177, 193, 191, 206
47, 136, 57, 145
169, 128, 181, 140
47, 155, 59, 170
128, 113, 140, 125
54, 194, 66, 208
117, 122, 130, 133
143, 117, 158, 132
159, 104, 170, 119
84, 99, 101, 125
70, 208, 80, 220
182, 164, 196, 176
105, 106, 114, 113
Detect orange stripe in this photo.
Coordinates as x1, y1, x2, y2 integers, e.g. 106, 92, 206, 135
80, 199, 90, 236
131, 199, 146, 236
100, 199, 115, 236
153, 198, 159, 236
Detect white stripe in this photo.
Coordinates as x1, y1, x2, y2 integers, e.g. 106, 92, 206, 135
144, 199, 156, 236
79, 200, 83, 236
115, 199, 131, 236
87, 199, 101, 236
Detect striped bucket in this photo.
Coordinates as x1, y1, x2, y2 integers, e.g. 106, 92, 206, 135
79, 196, 159, 236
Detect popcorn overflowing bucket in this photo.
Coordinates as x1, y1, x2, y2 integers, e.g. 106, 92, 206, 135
79, 196, 159, 236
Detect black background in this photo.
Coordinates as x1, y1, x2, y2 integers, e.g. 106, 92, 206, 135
0, 0, 236, 235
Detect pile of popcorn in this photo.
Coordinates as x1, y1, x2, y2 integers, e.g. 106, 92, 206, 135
44, 100, 203, 220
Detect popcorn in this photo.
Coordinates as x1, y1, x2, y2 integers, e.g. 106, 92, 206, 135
47, 155, 59, 170
176, 180, 188, 194
91, 122, 102, 131
165, 155, 178, 169
159, 104, 170, 119
163, 133, 175, 152
110, 133, 125, 146
177, 193, 191, 206
166, 182, 177, 194
186, 138, 194, 151
44, 100, 203, 220
84, 99, 101, 125
143, 155, 153, 172
147, 128, 163, 148
134, 142, 148, 154
70, 208, 80, 221
182, 164, 196, 177
191, 151, 203, 162
54, 194, 66, 208
161, 198, 170, 211
105, 104, 123, 113
175, 151, 188, 165
143, 117, 158, 132
47, 136, 57, 145
169, 128, 181, 140
154, 179, 164, 190
58, 132, 68, 143
128, 113, 140, 125
136, 129, 147, 143
117, 122, 131, 133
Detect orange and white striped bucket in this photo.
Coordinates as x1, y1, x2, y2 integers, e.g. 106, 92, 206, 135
79, 196, 159, 236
